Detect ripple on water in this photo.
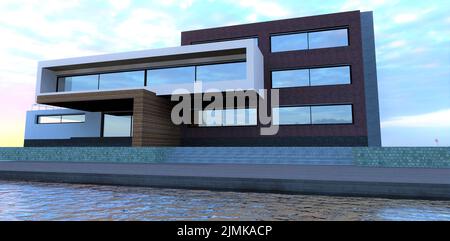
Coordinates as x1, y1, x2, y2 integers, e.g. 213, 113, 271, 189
0, 180, 450, 221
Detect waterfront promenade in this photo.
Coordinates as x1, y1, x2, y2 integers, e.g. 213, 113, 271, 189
0, 161, 449, 200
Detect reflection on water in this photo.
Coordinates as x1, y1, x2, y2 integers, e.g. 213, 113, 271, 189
0, 180, 449, 221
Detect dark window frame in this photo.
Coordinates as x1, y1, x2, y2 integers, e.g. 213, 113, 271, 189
269, 26, 350, 53
274, 103, 354, 126
36, 114, 86, 124
101, 112, 134, 138
196, 107, 259, 128
271, 65, 352, 89
55, 60, 247, 93
56, 69, 146, 92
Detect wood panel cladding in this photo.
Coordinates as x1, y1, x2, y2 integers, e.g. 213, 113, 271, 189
132, 91, 180, 146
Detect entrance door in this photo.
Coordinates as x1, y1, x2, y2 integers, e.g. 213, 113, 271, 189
102, 112, 133, 137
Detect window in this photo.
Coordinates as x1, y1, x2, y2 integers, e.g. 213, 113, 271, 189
271, 28, 348, 53
57, 71, 145, 92
196, 62, 246, 82
271, 33, 308, 52
272, 69, 309, 88
99, 71, 145, 90
56, 61, 246, 93
273, 107, 311, 125
311, 105, 353, 124
310, 66, 351, 86
148, 66, 195, 85
308, 29, 348, 49
37, 114, 85, 124
57, 75, 98, 92
273, 105, 353, 125
199, 108, 257, 127
61, 115, 86, 123
272, 66, 351, 88
103, 114, 133, 137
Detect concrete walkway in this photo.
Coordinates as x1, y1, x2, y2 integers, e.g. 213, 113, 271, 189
0, 161, 450, 199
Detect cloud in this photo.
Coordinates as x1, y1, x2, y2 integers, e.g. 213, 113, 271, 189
109, 0, 131, 11
393, 8, 436, 24
393, 13, 418, 24
386, 40, 407, 48
160, 0, 195, 9
340, 0, 391, 12
236, 0, 291, 18
114, 9, 180, 49
381, 109, 450, 128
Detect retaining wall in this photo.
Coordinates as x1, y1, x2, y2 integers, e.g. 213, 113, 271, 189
0, 147, 449, 168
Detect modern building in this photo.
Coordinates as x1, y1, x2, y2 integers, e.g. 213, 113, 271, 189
24, 10, 381, 147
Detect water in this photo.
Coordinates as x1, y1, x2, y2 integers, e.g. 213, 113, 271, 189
0, 180, 449, 221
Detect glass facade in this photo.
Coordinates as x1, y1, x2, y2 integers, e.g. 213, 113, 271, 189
310, 66, 351, 86
37, 114, 85, 124
311, 105, 353, 124
308, 29, 349, 49
57, 71, 145, 92
272, 66, 350, 88
61, 115, 86, 123
271, 28, 349, 53
147, 66, 195, 85
271, 33, 308, 52
99, 71, 145, 90
199, 108, 257, 127
272, 69, 309, 88
103, 114, 133, 137
196, 62, 246, 82
274, 105, 353, 125
56, 61, 246, 92
57, 75, 98, 92
273, 107, 311, 125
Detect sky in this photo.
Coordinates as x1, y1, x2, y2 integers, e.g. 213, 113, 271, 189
0, 0, 449, 147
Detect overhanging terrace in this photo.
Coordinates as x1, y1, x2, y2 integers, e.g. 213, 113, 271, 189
36, 38, 263, 101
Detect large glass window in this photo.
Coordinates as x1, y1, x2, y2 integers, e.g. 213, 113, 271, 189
271, 28, 348, 53
57, 75, 98, 92
271, 33, 308, 52
273, 107, 311, 125
272, 69, 310, 88
196, 62, 246, 82
103, 114, 133, 137
273, 105, 353, 125
61, 115, 86, 123
310, 66, 351, 86
272, 66, 351, 88
199, 108, 257, 127
147, 66, 195, 85
57, 71, 145, 92
99, 71, 145, 90
308, 29, 348, 49
37, 114, 85, 124
311, 105, 353, 124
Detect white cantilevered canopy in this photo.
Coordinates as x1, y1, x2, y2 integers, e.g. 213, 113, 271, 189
36, 39, 263, 98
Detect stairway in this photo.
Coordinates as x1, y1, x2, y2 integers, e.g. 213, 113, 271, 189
164, 147, 354, 165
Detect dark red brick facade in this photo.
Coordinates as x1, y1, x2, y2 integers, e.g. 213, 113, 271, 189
180, 11, 370, 146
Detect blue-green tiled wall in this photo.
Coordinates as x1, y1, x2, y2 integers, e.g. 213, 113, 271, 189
352, 147, 450, 168
0, 147, 171, 163
0, 147, 449, 168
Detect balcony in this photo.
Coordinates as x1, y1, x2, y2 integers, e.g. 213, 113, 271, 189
36, 39, 263, 99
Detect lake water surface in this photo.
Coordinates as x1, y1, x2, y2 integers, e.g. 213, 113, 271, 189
1, 180, 449, 221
